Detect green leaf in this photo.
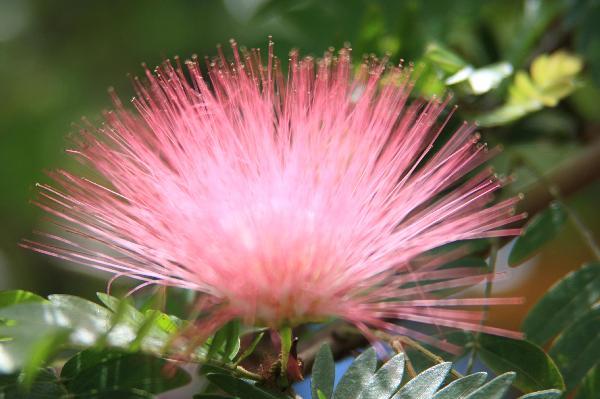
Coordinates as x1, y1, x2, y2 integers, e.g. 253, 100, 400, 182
0, 302, 108, 373
476, 51, 582, 126
22, 328, 71, 388
464, 373, 516, 399
61, 349, 190, 395
48, 294, 114, 322
223, 319, 241, 361
518, 389, 563, 399
206, 373, 283, 399
392, 362, 451, 399
575, 365, 599, 399
194, 395, 234, 399
523, 262, 600, 345
509, 202, 567, 266
431, 372, 487, 399
358, 352, 405, 399
332, 348, 377, 399
478, 335, 565, 393
549, 306, 600, 391
0, 368, 69, 398
207, 320, 241, 362
0, 290, 46, 308
311, 344, 335, 399
424, 43, 468, 75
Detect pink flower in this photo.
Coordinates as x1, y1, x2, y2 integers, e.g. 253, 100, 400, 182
23, 41, 525, 352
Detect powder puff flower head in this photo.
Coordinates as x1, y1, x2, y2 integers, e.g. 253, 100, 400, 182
24, 40, 525, 353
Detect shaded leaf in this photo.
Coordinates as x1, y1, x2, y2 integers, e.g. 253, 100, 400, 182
392, 362, 451, 399
332, 348, 377, 399
206, 373, 283, 399
61, 349, 190, 395
523, 262, 600, 345
478, 335, 565, 393
359, 352, 405, 399
311, 344, 335, 399
432, 372, 487, 399
509, 202, 567, 267
464, 373, 516, 399
549, 306, 600, 391
575, 365, 599, 399
0, 368, 68, 398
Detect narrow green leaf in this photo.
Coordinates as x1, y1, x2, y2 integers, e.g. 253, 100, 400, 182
317, 390, 328, 399
0, 290, 46, 308
478, 335, 565, 392
575, 365, 599, 399
392, 362, 451, 399
432, 372, 487, 399
62, 349, 190, 395
311, 344, 335, 399
523, 262, 600, 345
207, 323, 229, 361
519, 389, 563, 399
464, 373, 516, 399
333, 348, 377, 399
509, 202, 566, 266
549, 306, 600, 391
223, 319, 241, 361
359, 353, 405, 399
206, 373, 283, 399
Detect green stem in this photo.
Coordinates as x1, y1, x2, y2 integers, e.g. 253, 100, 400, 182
278, 326, 293, 385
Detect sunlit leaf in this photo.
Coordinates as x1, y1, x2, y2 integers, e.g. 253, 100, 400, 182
446, 62, 513, 95
0, 291, 46, 308
476, 51, 582, 126
333, 348, 377, 399
464, 373, 515, 399
523, 262, 600, 345
311, 344, 335, 399
359, 352, 405, 399
431, 372, 487, 398
392, 362, 451, 399
518, 389, 563, 399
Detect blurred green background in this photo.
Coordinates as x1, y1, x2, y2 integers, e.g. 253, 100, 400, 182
0, 0, 599, 331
